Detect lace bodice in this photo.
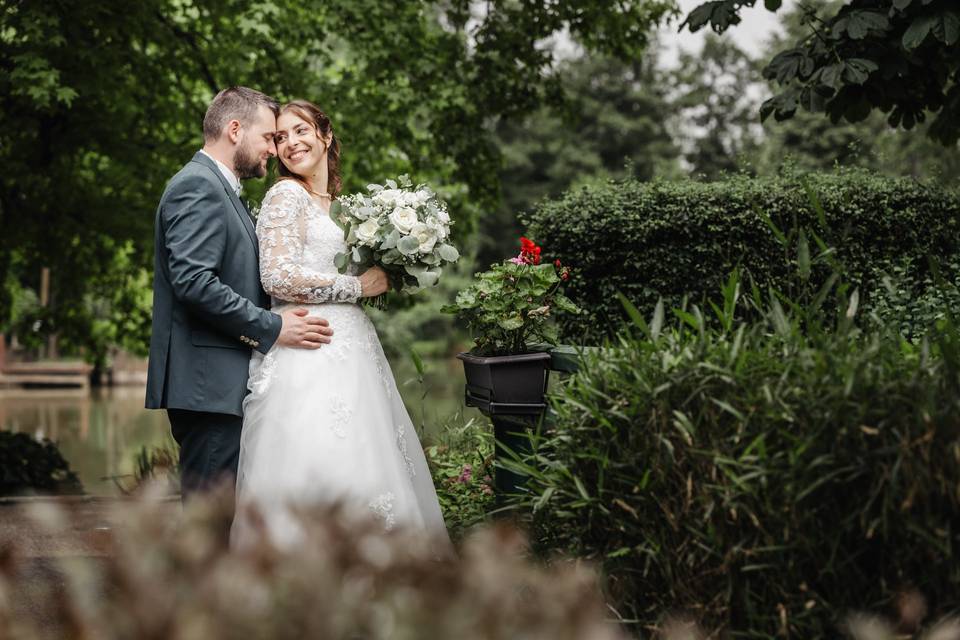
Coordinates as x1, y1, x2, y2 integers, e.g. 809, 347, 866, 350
257, 180, 361, 304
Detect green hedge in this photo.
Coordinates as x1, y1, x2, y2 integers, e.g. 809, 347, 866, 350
510, 306, 960, 636
522, 170, 960, 341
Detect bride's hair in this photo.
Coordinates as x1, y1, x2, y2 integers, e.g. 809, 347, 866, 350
276, 99, 342, 197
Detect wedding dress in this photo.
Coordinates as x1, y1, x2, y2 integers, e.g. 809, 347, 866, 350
233, 179, 450, 549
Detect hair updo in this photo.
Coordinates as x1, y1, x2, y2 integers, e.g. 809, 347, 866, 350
277, 99, 342, 197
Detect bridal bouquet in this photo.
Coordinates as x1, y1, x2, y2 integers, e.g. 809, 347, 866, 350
330, 175, 459, 304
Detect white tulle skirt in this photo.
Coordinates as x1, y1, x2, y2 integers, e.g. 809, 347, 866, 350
232, 302, 450, 550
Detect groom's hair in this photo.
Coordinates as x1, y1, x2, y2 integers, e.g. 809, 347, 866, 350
202, 86, 279, 142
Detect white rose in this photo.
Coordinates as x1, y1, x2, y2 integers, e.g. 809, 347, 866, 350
400, 191, 421, 207
356, 218, 381, 245
410, 222, 438, 254
415, 189, 431, 205
389, 206, 419, 234
426, 217, 447, 239
436, 207, 450, 224
373, 188, 401, 206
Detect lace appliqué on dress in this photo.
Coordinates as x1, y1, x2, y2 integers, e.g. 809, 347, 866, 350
330, 397, 351, 439
257, 180, 361, 305
368, 492, 397, 531
396, 424, 416, 479
248, 350, 278, 395
362, 327, 393, 400
324, 333, 354, 363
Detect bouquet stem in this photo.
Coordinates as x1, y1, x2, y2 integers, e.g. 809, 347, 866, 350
364, 294, 387, 310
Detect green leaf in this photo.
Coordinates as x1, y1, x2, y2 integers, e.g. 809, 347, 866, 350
754, 205, 787, 246
333, 252, 349, 271
768, 49, 804, 85
397, 236, 420, 256
381, 248, 402, 264
820, 63, 844, 90
798, 228, 810, 282
843, 10, 889, 39
381, 229, 400, 250
617, 292, 649, 336
764, 0, 782, 10
845, 288, 860, 320
498, 314, 524, 331
553, 294, 580, 314
437, 244, 460, 262
410, 348, 425, 376
650, 299, 664, 341
844, 58, 878, 85
903, 13, 937, 49
420, 269, 441, 288
680, 2, 719, 33
933, 11, 960, 46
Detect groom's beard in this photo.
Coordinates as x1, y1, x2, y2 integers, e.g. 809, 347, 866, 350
234, 141, 266, 180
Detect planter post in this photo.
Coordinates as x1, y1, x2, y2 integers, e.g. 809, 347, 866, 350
456, 350, 552, 506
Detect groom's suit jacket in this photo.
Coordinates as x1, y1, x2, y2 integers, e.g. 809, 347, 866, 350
145, 151, 282, 417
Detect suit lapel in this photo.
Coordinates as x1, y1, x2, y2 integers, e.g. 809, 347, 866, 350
190, 152, 259, 259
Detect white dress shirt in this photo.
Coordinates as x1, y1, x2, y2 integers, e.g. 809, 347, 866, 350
200, 149, 242, 196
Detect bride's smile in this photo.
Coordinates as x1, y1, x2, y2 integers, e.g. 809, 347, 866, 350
274, 112, 331, 178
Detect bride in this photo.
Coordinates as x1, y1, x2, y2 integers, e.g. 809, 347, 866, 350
233, 99, 450, 550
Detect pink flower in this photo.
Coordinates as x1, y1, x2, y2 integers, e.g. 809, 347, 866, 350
457, 464, 473, 484
508, 255, 526, 265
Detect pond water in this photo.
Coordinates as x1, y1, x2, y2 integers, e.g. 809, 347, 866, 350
0, 356, 480, 496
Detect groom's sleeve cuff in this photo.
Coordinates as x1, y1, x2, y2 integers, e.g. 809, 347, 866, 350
253, 312, 283, 354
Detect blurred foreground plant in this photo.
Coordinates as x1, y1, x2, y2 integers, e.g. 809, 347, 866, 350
0, 487, 623, 640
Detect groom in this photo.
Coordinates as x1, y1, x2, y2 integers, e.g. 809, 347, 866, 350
146, 86, 333, 502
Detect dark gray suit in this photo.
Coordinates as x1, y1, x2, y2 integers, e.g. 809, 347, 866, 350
145, 151, 282, 497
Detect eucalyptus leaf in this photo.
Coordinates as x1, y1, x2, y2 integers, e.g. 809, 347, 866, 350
397, 236, 420, 255
438, 244, 460, 262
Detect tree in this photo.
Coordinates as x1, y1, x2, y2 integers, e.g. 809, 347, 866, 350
669, 34, 763, 178
480, 50, 680, 266
683, 0, 960, 145
753, 1, 960, 180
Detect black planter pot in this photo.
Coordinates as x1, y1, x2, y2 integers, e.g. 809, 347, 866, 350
456, 351, 552, 506
456, 351, 552, 416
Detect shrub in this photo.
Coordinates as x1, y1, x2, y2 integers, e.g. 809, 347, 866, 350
0, 491, 625, 640
522, 169, 960, 342
508, 296, 960, 637
868, 256, 960, 341
0, 431, 83, 496
424, 417, 496, 539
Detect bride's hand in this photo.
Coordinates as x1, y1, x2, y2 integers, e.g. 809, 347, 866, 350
359, 266, 389, 297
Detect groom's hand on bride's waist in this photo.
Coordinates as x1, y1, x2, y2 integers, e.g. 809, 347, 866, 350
277, 308, 333, 348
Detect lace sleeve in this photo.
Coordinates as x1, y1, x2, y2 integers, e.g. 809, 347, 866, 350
257, 181, 362, 304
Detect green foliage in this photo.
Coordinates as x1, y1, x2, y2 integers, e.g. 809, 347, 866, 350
508, 289, 960, 636
424, 418, 496, 541
868, 257, 960, 340
523, 170, 960, 342
442, 245, 580, 355
0, 431, 83, 496
684, 0, 960, 145
486, 51, 680, 265
0, 0, 676, 359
